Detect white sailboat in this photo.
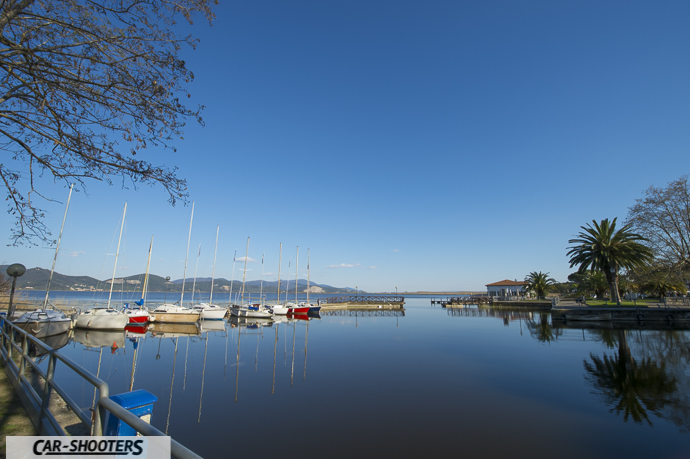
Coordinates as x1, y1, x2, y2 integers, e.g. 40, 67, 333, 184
194, 226, 227, 320
124, 236, 154, 325
269, 243, 289, 315
14, 185, 74, 337
151, 203, 201, 324
230, 237, 273, 319
75, 203, 129, 330
299, 248, 321, 314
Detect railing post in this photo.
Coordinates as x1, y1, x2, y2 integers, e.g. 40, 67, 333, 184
18, 333, 29, 377
94, 383, 109, 436
38, 351, 57, 433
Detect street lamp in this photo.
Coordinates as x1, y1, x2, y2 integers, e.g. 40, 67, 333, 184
164, 276, 171, 302
6, 263, 26, 319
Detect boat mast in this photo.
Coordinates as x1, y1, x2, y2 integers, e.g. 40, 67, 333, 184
210, 226, 219, 304
180, 202, 195, 306
191, 243, 201, 305
307, 248, 310, 304
229, 250, 236, 305
277, 243, 282, 303
294, 246, 299, 303
259, 253, 265, 302
240, 237, 249, 304
43, 184, 73, 309
141, 236, 154, 304
107, 202, 127, 309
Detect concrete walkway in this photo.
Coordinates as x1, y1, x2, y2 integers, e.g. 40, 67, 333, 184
0, 362, 35, 456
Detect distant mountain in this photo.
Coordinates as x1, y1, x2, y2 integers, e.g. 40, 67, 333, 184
1, 266, 357, 294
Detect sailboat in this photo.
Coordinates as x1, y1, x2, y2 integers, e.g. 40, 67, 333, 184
151, 203, 201, 324
75, 203, 129, 330
230, 237, 273, 319
124, 236, 154, 325
285, 247, 310, 315
269, 243, 289, 315
14, 185, 74, 337
193, 226, 227, 320
299, 248, 321, 314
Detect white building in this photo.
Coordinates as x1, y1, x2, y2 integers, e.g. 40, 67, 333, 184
486, 279, 527, 297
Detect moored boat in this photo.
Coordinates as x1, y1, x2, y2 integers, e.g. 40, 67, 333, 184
124, 306, 152, 324
193, 303, 227, 320
231, 304, 273, 319
75, 203, 129, 331
75, 307, 129, 330
151, 304, 201, 324
13, 309, 72, 338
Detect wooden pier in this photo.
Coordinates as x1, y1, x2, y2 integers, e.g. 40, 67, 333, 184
320, 296, 404, 309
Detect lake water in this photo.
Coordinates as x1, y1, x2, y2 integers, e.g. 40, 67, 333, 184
21, 295, 690, 458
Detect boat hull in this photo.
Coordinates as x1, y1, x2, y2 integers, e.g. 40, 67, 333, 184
231, 308, 273, 319
15, 319, 71, 338
75, 311, 128, 330
150, 312, 200, 324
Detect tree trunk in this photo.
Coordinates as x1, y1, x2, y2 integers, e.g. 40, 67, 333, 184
605, 270, 621, 305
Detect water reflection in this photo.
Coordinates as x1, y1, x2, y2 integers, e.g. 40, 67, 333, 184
526, 312, 560, 343
584, 329, 677, 425
73, 329, 126, 350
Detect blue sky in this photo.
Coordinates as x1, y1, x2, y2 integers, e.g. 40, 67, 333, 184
2, 0, 689, 292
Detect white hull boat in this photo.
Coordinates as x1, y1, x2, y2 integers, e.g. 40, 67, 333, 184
269, 304, 289, 315
13, 309, 72, 338
193, 303, 227, 320
230, 305, 273, 319
151, 304, 201, 324
75, 307, 128, 330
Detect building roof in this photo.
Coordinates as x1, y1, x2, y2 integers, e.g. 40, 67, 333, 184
485, 279, 527, 287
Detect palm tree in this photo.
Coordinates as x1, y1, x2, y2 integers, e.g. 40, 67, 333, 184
524, 271, 557, 299
567, 218, 653, 305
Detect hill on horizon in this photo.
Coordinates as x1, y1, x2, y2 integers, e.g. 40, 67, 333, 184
0, 265, 359, 294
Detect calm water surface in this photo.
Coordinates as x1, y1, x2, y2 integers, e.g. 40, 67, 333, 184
29, 295, 690, 458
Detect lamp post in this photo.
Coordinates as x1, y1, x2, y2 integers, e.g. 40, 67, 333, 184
6, 263, 26, 319
164, 276, 171, 303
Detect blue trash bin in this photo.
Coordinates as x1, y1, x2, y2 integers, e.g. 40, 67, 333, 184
105, 390, 158, 436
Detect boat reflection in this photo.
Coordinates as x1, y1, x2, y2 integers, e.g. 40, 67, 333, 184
149, 322, 201, 338
73, 328, 125, 350
28, 330, 72, 358
200, 319, 226, 334
228, 316, 273, 329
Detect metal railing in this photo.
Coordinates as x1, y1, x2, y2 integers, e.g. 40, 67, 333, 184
0, 317, 202, 459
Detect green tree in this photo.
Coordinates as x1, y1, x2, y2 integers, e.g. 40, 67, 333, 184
567, 218, 654, 305
1, 0, 216, 245
524, 271, 557, 299
639, 274, 688, 298
568, 271, 609, 298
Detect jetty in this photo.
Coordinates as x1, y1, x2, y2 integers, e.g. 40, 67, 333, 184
320, 296, 404, 310
430, 296, 551, 309
552, 306, 690, 322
